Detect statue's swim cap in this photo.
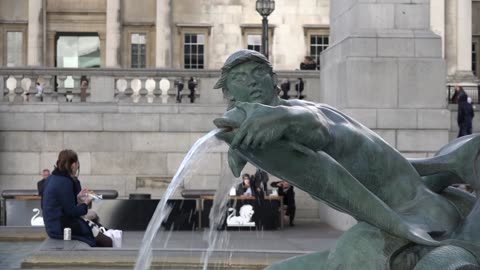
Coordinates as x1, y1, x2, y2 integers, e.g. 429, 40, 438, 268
213, 49, 272, 89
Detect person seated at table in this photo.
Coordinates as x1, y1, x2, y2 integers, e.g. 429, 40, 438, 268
42, 149, 112, 247
236, 173, 253, 196
271, 181, 296, 226
37, 168, 51, 196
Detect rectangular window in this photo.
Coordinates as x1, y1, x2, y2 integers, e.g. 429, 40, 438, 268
7, 32, 23, 67
184, 33, 205, 69
310, 35, 329, 68
131, 33, 146, 68
473, 42, 477, 76
247, 34, 262, 53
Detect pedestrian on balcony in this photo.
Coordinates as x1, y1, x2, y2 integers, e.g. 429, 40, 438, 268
280, 79, 290, 99
176, 80, 184, 103
35, 82, 43, 101
299, 56, 317, 70
457, 94, 474, 137
188, 77, 197, 103
295, 78, 304, 99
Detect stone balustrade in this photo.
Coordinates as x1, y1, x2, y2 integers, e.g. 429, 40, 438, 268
0, 68, 322, 104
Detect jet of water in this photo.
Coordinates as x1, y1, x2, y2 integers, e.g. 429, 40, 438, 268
134, 129, 223, 270
201, 166, 239, 270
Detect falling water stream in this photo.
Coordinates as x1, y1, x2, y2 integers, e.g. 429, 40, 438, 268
201, 165, 238, 270
134, 129, 230, 270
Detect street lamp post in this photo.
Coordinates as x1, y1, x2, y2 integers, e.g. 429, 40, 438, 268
256, 0, 275, 59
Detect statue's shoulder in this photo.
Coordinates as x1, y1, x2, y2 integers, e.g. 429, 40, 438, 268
282, 99, 339, 113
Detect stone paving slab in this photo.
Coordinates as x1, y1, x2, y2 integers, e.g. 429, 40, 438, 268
18, 220, 343, 269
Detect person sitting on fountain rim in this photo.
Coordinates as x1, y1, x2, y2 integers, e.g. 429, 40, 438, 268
42, 149, 112, 247
212, 49, 480, 269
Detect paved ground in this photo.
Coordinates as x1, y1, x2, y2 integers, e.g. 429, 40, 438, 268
0, 219, 343, 270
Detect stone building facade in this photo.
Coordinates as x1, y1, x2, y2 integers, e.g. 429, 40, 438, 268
0, 0, 330, 70
1, 0, 480, 226
1, 0, 480, 84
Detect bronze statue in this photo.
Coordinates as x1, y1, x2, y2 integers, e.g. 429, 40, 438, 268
213, 50, 480, 269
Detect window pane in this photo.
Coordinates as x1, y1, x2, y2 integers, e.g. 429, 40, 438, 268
184, 33, 205, 69
7, 32, 23, 67
309, 34, 329, 65
247, 34, 262, 53
197, 34, 204, 44
473, 42, 477, 76
57, 35, 100, 68
131, 33, 146, 44
131, 33, 146, 68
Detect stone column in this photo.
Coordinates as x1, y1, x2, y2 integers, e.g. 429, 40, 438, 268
456, 0, 473, 76
321, 0, 450, 230
155, 0, 172, 68
27, 0, 43, 66
430, 0, 445, 57
106, 0, 121, 67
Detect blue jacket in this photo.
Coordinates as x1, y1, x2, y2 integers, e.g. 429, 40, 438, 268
42, 169, 95, 246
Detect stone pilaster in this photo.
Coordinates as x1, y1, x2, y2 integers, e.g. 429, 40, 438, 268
27, 0, 43, 66
106, 0, 121, 67
155, 0, 172, 68
320, 0, 450, 231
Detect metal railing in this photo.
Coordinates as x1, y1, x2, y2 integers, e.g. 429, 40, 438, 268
447, 84, 480, 104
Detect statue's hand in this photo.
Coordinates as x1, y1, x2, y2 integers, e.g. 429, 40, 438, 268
231, 101, 289, 149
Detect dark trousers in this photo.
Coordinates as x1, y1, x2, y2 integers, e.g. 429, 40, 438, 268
285, 202, 296, 225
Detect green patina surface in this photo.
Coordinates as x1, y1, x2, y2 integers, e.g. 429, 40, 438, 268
213, 49, 480, 270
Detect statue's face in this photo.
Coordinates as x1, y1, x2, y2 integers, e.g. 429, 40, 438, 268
226, 61, 276, 104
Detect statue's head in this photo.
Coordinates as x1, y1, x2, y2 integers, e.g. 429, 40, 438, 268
214, 50, 278, 107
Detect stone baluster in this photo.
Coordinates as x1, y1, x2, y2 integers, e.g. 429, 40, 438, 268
168, 78, 179, 104
28, 76, 39, 102
159, 78, 171, 104
71, 75, 81, 102
13, 75, 25, 104
152, 77, 162, 103
80, 76, 90, 102
0, 76, 7, 102
57, 75, 67, 103
123, 77, 134, 102
138, 77, 149, 103
113, 78, 122, 101
43, 75, 55, 102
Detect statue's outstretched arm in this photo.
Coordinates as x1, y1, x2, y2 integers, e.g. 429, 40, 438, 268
215, 101, 331, 152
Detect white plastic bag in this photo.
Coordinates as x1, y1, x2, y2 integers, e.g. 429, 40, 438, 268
104, 229, 123, 248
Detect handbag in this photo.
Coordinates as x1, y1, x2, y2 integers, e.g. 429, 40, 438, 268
103, 229, 123, 248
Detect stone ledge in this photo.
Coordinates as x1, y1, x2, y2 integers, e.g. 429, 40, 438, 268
0, 226, 46, 241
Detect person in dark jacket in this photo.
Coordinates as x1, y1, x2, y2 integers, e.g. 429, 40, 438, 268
451, 85, 466, 104
299, 56, 317, 70
271, 181, 296, 226
37, 168, 51, 196
458, 95, 475, 137
42, 149, 112, 247
295, 78, 305, 99
280, 79, 290, 100
187, 77, 197, 103
253, 169, 269, 195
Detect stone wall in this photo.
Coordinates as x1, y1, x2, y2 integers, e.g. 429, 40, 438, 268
0, 102, 323, 219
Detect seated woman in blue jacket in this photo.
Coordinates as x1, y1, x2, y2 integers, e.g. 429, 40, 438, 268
42, 149, 112, 247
